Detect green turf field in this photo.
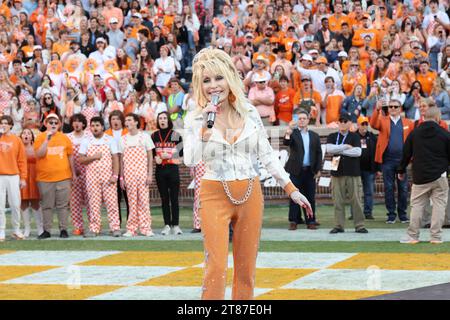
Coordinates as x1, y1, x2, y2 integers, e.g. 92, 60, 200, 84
2, 204, 449, 253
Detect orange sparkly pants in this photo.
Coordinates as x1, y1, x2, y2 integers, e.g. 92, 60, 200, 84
199, 177, 263, 300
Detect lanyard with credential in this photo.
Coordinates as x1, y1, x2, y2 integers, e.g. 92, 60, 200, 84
335, 132, 348, 145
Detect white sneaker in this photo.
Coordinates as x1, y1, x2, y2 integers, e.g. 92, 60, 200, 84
172, 225, 183, 235
12, 231, 25, 240
0, 230, 5, 241
122, 231, 135, 237
161, 225, 171, 235
142, 230, 154, 237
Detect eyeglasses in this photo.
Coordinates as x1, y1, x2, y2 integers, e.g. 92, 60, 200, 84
48, 121, 58, 125
389, 105, 400, 109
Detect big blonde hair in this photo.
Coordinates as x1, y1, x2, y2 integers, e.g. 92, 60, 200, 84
192, 48, 249, 118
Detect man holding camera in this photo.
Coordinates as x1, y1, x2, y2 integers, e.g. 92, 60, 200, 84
284, 109, 322, 230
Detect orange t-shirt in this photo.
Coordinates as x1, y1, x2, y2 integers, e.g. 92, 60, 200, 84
328, 14, 349, 33
34, 132, 73, 182
0, 3, 11, 19
342, 72, 368, 96
52, 41, 70, 57
342, 60, 366, 74
130, 25, 150, 40
0, 134, 27, 179
416, 71, 437, 96
275, 87, 296, 123
352, 28, 379, 49
325, 91, 345, 124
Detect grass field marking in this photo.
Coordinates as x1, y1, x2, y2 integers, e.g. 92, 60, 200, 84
0, 283, 123, 300
256, 289, 393, 300
328, 253, 450, 271
78, 251, 205, 267
0, 266, 57, 282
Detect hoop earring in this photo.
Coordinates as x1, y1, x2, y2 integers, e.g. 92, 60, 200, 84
228, 92, 236, 103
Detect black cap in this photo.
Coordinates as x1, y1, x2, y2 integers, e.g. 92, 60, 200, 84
339, 112, 352, 122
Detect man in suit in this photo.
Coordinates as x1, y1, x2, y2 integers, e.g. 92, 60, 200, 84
284, 109, 322, 230
370, 99, 414, 224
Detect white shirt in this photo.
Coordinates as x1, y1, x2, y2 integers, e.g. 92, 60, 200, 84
390, 115, 401, 125
183, 103, 291, 187
79, 134, 119, 155
297, 64, 342, 91
118, 132, 155, 153
152, 56, 176, 87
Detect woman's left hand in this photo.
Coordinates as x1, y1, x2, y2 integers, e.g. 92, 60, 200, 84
290, 191, 313, 218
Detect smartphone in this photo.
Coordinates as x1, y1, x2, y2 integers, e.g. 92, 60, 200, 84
292, 114, 299, 122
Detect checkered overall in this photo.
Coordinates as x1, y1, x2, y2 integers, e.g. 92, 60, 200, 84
85, 139, 120, 233
193, 160, 206, 229
123, 134, 152, 235
81, 107, 99, 132
67, 133, 90, 231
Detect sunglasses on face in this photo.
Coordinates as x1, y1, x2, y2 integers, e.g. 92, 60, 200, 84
389, 105, 400, 109
360, 122, 369, 126
48, 121, 58, 125
256, 81, 266, 84
339, 119, 349, 123
394, 54, 401, 57
45, 97, 52, 100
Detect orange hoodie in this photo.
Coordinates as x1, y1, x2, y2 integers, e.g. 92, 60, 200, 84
0, 133, 27, 180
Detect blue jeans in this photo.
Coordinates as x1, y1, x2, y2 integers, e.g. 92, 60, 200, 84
361, 170, 375, 215
382, 160, 408, 220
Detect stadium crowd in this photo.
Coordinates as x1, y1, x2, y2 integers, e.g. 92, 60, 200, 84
0, 0, 450, 242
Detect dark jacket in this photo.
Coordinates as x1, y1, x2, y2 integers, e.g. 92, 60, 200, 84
357, 130, 379, 172
314, 29, 336, 51
397, 121, 450, 185
283, 128, 322, 175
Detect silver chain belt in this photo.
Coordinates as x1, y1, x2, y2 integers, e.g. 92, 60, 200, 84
221, 178, 255, 205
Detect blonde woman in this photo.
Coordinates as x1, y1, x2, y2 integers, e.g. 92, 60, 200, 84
184, 48, 312, 300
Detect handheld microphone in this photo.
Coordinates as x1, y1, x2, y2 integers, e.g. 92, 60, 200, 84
207, 95, 220, 129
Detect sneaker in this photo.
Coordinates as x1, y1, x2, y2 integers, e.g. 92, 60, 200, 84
365, 215, 374, 220
161, 225, 171, 236
307, 224, 318, 230
112, 230, 121, 237
72, 229, 84, 236
37, 231, 51, 239
122, 231, 135, 237
0, 231, 5, 242
400, 237, 419, 244
423, 223, 431, 229
386, 218, 396, 224
142, 230, 154, 237
12, 231, 25, 240
400, 218, 410, 224
329, 227, 345, 234
442, 224, 450, 229
83, 231, 98, 238
60, 230, 69, 238
430, 239, 443, 244
191, 228, 201, 233
172, 225, 183, 235
355, 227, 369, 233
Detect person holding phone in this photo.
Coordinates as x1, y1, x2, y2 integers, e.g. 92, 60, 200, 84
284, 109, 323, 230
34, 114, 76, 239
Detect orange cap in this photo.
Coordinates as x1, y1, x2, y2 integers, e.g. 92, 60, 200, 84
316, 56, 328, 64
357, 116, 369, 125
